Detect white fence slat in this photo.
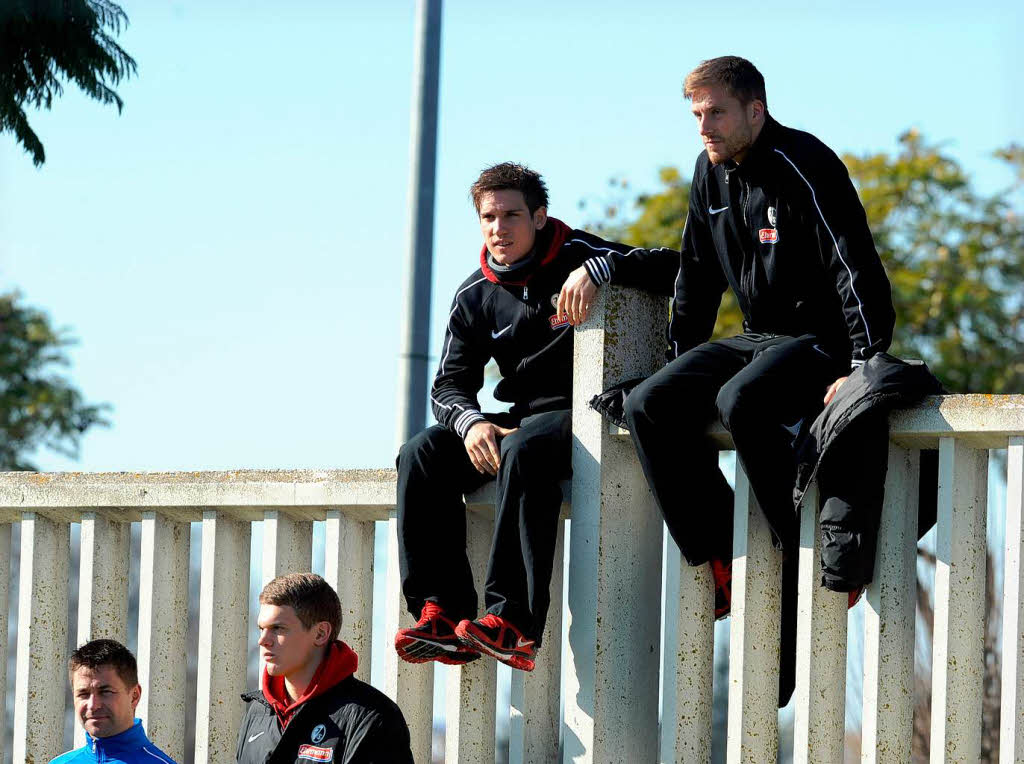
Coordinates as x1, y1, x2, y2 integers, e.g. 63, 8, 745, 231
861, 445, 918, 763
137, 511, 190, 762
195, 511, 251, 763
261, 510, 312, 586
1001, 437, 1024, 760
325, 509, 375, 683
13, 513, 70, 763
74, 512, 131, 748
792, 482, 847, 763
384, 515, 434, 763
0, 523, 10, 763
930, 438, 988, 762
726, 460, 783, 763
445, 510, 497, 762
509, 518, 564, 764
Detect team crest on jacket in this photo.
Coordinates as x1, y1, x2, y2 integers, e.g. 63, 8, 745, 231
759, 228, 779, 244
768, 206, 777, 227
298, 743, 333, 761
311, 724, 326, 744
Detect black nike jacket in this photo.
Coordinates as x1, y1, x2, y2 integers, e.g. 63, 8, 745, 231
585, 114, 895, 370
429, 218, 668, 437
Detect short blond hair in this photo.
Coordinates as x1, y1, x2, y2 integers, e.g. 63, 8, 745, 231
683, 56, 767, 109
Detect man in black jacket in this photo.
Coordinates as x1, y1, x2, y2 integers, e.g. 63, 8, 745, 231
237, 573, 412, 763
560, 57, 895, 625
394, 163, 672, 672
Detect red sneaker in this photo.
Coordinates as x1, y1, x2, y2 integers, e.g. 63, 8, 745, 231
455, 613, 536, 672
710, 557, 732, 620
394, 602, 480, 665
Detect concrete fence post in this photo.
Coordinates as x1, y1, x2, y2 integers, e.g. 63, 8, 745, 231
564, 285, 667, 763
660, 533, 715, 764
930, 437, 988, 762
137, 511, 191, 763
861, 445, 918, 763
726, 460, 783, 763
325, 510, 375, 683
1002, 436, 1024, 760
261, 510, 313, 587
75, 512, 131, 748
195, 510, 251, 763
0, 523, 11, 763
384, 515, 435, 763
445, 509, 497, 762
792, 482, 847, 763
510, 518, 565, 764
13, 513, 70, 763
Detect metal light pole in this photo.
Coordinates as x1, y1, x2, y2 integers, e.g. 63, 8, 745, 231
395, 0, 442, 447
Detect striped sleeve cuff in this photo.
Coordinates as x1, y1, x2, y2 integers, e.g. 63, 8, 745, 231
850, 358, 865, 370
454, 409, 486, 439
582, 256, 612, 286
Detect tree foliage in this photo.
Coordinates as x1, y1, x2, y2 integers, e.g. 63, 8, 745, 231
583, 134, 1024, 393
0, 292, 109, 470
0, 0, 136, 166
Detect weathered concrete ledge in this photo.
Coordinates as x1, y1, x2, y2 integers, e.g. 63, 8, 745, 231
0, 468, 571, 523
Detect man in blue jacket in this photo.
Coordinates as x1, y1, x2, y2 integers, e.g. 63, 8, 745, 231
50, 639, 177, 764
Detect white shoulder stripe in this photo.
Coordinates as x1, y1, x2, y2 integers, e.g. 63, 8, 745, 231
772, 148, 873, 347
141, 747, 175, 763
569, 237, 644, 259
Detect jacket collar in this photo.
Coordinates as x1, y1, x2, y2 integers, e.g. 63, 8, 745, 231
479, 218, 571, 285
724, 113, 780, 178
84, 718, 149, 756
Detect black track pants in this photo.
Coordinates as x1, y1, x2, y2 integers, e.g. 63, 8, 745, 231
623, 333, 847, 563
396, 409, 571, 645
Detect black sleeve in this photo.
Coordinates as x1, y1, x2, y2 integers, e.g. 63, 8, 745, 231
566, 228, 679, 297
429, 284, 490, 439
666, 177, 728, 358
343, 710, 414, 764
783, 149, 895, 367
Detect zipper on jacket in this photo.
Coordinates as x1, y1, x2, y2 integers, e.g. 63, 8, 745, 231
523, 285, 529, 300
741, 178, 750, 230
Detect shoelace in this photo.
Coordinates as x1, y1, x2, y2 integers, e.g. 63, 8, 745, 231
476, 613, 504, 629
419, 601, 444, 624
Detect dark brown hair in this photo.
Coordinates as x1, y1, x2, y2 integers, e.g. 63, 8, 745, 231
69, 639, 138, 688
260, 572, 342, 640
469, 162, 549, 214
684, 56, 767, 110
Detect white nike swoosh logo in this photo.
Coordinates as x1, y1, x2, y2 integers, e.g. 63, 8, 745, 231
248, 731, 266, 743
491, 325, 512, 339
516, 636, 535, 648
708, 205, 729, 215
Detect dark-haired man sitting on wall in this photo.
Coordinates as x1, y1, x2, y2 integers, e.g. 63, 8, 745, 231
237, 572, 412, 763
51, 638, 178, 764
393, 162, 678, 671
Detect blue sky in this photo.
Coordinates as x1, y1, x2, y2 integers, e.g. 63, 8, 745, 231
0, 0, 1020, 472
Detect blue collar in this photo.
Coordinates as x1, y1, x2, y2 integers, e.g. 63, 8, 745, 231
85, 719, 150, 756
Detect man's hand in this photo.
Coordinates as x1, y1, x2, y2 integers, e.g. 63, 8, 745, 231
464, 421, 518, 476
823, 376, 848, 406
557, 266, 598, 325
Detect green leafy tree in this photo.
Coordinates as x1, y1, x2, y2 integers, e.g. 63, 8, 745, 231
583, 135, 1024, 393
0, 292, 109, 470
1, 0, 136, 166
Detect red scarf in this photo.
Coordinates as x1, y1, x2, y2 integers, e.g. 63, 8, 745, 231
261, 641, 358, 728
479, 218, 571, 285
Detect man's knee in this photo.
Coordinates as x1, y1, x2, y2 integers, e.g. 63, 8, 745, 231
397, 426, 450, 474
716, 378, 760, 431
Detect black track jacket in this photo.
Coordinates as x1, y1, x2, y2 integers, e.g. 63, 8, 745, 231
430, 218, 671, 438
586, 115, 895, 369
236, 676, 412, 764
